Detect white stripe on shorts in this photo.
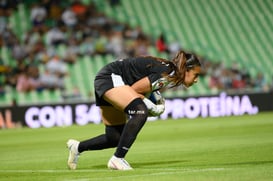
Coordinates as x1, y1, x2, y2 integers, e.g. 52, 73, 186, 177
111, 73, 125, 87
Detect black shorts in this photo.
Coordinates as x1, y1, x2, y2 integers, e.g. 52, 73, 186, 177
95, 73, 125, 106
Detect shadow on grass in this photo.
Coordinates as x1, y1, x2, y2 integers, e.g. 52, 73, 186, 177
88, 159, 190, 169
81, 160, 273, 170
191, 160, 273, 168
218, 160, 273, 166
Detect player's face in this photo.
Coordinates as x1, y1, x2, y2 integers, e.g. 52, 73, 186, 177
184, 66, 201, 87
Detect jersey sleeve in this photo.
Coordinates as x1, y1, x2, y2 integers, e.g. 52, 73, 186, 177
147, 63, 172, 91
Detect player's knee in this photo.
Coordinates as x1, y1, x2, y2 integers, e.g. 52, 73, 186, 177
125, 98, 149, 122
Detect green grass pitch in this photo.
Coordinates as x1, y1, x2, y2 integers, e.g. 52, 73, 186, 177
0, 112, 273, 181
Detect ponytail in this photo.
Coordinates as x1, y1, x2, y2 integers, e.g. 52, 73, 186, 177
144, 50, 201, 87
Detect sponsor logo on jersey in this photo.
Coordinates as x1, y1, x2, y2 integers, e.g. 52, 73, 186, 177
152, 78, 169, 91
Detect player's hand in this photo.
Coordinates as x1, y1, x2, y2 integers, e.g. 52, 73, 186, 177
143, 91, 165, 116
148, 104, 165, 116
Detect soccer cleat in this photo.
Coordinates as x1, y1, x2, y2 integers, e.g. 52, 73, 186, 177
107, 155, 133, 170
66, 139, 80, 170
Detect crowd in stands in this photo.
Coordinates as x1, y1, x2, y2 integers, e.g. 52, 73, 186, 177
0, 0, 152, 97
203, 59, 271, 93
0, 0, 272, 101
155, 33, 272, 93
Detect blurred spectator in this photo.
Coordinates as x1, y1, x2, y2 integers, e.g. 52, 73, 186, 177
0, 0, 18, 17
107, 30, 125, 57
35, 48, 51, 64
86, 12, 109, 27
45, 55, 68, 77
241, 69, 252, 88
0, 58, 10, 73
0, 8, 8, 34
62, 85, 83, 101
11, 38, 28, 62
45, 26, 66, 46
94, 34, 108, 55
27, 64, 41, 90
124, 25, 144, 40
62, 7, 77, 28
209, 74, 220, 91
43, 54, 67, 91
253, 72, 269, 92
14, 64, 41, 93
16, 72, 33, 92
209, 62, 223, 90
71, 0, 88, 23
219, 69, 232, 89
23, 28, 44, 54
0, 82, 5, 96
46, 0, 63, 21
1, 27, 17, 48
30, 38, 46, 59
63, 37, 81, 64
80, 37, 95, 56
231, 70, 246, 89
30, 3, 47, 29
133, 34, 149, 56
39, 69, 63, 90
156, 33, 169, 53
168, 41, 181, 58
71, 0, 87, 15
5, 61, 26, 88
230, 61, 240, 73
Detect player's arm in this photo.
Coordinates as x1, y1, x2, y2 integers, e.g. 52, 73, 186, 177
131, 77, 151, 98
131, 77, 164, 116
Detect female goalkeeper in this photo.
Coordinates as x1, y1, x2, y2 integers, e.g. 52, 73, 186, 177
67, 50, 202, 170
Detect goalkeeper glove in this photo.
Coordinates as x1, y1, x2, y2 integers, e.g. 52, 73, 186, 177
143, 95, 165, 116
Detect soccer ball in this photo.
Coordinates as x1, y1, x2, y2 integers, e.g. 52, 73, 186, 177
146, 91, 165, 105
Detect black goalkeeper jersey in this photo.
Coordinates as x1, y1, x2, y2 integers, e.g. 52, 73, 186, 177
95, 57, 174, 91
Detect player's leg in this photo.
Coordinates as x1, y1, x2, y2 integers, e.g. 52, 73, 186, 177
78, 107, 127, 152
68, 85, 148, 170
103, 86, 149, 170
67, 107, 126, 170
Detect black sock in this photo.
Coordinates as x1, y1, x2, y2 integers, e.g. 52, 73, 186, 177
114, 98, 148, 158
78, 134, 108, 153
78, 125, 124, 153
